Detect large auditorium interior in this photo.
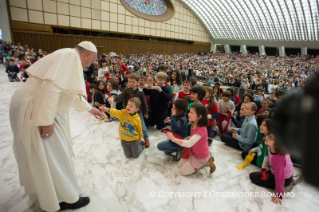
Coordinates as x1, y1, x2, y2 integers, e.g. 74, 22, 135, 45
1, 0, 319, 211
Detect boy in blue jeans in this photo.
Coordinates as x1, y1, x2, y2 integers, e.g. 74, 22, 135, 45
108, 73, 150, 147
5, 59, 20, 82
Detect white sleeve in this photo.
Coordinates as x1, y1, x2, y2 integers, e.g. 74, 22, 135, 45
73, 96, 92, 112
181, 134, 202, 148
31, 80, 62, 126
250, 147, 259, 153
262, 156, 269, 168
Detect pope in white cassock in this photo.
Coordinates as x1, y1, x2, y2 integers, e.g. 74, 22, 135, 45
9, 41, 102, 211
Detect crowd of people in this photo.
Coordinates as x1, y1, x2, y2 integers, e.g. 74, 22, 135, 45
2, 40, 318, 206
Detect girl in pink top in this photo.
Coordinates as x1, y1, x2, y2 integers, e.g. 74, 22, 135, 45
165, 105, 216, 176
249, 130, 297, 205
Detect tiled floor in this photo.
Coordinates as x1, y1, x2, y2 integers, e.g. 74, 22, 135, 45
0, 65, 319, 212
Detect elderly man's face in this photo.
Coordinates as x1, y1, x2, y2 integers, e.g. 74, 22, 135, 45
82, 52, 97, 68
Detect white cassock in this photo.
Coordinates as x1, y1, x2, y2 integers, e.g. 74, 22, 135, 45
9, 48, 92, 212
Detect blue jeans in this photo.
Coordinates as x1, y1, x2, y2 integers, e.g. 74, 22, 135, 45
8, 75, 20, 82
157, 139, 181, 155
139, 112, 149, 140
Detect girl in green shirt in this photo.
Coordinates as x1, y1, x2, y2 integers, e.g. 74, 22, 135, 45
241, 119, 272, 168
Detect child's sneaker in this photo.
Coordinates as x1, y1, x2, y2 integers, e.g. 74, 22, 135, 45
145, 138, 150, 148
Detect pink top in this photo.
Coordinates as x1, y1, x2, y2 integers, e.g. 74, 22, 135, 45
268, 147, 293, 196
190, 126, 210, 159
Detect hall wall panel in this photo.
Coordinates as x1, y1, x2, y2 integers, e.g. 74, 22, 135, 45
12, 32, 210, 55
8, 0, 211, 43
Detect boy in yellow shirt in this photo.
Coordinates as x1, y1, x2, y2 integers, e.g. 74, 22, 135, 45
101, 97, 144, 158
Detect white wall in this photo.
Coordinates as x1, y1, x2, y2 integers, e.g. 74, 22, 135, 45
0, 0, 12, 41
8, 0, 211, 43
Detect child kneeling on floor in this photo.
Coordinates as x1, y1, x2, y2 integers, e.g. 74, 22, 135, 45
101, 97, 144, 158
165, 104, 215, 176
157, 99, 188, 161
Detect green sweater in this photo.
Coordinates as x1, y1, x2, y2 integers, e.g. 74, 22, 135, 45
255, 139, 268, 168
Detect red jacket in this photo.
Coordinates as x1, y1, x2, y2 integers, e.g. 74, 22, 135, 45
85, 82, 92, 102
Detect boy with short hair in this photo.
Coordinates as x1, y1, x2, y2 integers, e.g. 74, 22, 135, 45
174, 80, 192, 101
255, 88, 264, 101
138, 75, 146, 91
109, 73, 115, 79
217, 91, 235, 134
108, 73, 150, 147
143, 72, 171, 130
5, 59, 20, 82
220, 102, 258, 151
101, 97, 144, 158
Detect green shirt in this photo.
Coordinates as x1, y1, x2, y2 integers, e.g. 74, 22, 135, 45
256, 126, 261, 142
4, 54, 11, 61
256, 139, 268, 168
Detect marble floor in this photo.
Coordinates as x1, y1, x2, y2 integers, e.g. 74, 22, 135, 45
0, 65, 319, 212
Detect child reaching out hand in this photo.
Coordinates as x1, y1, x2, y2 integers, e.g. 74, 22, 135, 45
100, 97, 144, 158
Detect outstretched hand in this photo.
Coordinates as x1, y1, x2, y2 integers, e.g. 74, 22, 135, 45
166, 132, 174, 140
108, 97, 114, 105
89, 108, 103, 119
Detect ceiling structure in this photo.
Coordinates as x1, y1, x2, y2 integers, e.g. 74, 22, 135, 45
181, 0, 319, 41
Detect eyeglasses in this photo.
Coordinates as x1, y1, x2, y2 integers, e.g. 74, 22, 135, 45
265, 133, 275, 141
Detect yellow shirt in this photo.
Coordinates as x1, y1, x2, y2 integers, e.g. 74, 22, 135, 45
109, 109, 142, 142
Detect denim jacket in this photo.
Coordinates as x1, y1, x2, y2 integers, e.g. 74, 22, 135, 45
170, 114, 188, 138
235, 115, 258, 151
